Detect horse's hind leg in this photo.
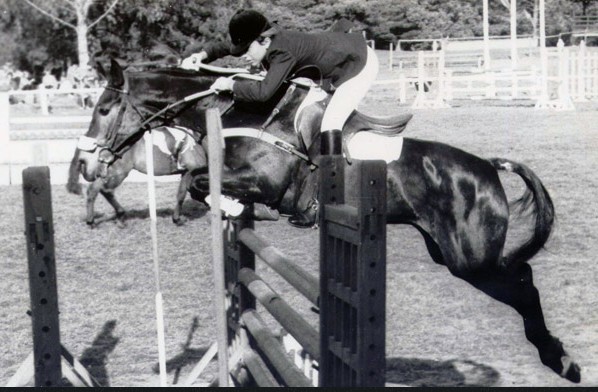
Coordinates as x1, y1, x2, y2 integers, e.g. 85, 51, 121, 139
457, 263, 581, 383
173, 172, 192, 226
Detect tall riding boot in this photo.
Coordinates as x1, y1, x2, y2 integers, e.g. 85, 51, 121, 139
320, 129, 343, 155
288, 164, 320, 229
288, 129, 341, 228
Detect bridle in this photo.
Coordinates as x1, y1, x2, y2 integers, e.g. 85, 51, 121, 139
95, 65, 325, 172
96, 82, 216, 166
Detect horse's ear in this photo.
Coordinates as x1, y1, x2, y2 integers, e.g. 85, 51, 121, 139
109, 58, 125, 87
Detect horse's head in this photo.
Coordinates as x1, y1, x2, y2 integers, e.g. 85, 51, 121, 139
76, 59, 227, 180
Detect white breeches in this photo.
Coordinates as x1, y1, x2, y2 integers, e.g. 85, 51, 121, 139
320, 46, 379, 133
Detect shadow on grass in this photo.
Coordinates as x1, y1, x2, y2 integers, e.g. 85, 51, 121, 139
89, 201, 208, 227
152, 317, 216, 385
386, 357, 500, 387
78, 320, 120, 387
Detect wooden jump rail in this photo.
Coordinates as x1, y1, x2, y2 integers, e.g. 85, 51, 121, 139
203, 105, 388, 387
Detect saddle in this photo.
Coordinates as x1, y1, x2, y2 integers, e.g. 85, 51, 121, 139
346, 111, 412, 136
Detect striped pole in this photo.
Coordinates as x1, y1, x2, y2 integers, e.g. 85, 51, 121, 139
143, 131, 168, 387
205, 108, 230, 387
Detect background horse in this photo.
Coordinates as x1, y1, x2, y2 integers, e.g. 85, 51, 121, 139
67, 125, 206, 227
89, 60, 580, 383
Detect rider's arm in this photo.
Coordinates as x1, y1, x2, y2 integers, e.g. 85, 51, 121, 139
232, 49, 297, 102
182, 40, 231, 64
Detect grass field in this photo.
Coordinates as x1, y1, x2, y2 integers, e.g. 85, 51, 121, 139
1, 96, 597, 387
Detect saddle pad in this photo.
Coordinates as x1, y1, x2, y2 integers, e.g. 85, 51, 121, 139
346, 132, 404, 163
153, 127, 193, 155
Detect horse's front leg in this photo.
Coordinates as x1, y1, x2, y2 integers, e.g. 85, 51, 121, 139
190, 167, 278, 205
100, 188, 127, 228
173, 172, 193, 226
86, 180, 103, 228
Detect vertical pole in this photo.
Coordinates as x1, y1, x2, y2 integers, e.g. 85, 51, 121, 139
398, 72, 406, 103
510, 0, 518, 98
318, 154, 345, 387
22, 167, 62, 387
39, 90, 49, 116
319, 159, 387, 387
536, 0, 549, 106
206, 108, 230, 387
510, 0, 518, 70
143, 132, 168, 387
577, 40, 587, 101
413, 50, 426, 108
483, 0, 491, 71
388, 43, 393, 71
0, 93, 10, 184
347, 161, 387, 386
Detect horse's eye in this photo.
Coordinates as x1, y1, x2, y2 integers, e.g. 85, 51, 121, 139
99, 107, 110, 115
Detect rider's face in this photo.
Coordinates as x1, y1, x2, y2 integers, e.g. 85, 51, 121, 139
243, 39, 269, 67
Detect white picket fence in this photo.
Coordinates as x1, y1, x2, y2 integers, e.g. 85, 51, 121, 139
0, 89, 89, 184
379, 40, 598, 109
0, 89, 96, 185
0, 87, 188, 186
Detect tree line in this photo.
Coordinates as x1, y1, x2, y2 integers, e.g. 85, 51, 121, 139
0, 0, 595, 79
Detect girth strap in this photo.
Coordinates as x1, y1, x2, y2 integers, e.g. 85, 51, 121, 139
222, 127, 316, 168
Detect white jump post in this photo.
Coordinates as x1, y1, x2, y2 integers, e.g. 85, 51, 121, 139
482, 0, 491, 72
0, 93, 9, 184
557, 39, 575, 110
535, 0, 550, 108
577, 40, 587, 101
510, 0, 519, 98
143, 131, 168, 387
205, 108, 230, 387
412, 50, 426, 108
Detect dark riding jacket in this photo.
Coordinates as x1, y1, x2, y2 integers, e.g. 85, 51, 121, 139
185, 30, 368, 101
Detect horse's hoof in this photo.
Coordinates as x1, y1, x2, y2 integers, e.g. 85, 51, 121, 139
251, 204, 280, 221
560, 356, 581, 383
540, 339, 581, 383
115, 220, 127, 229
172, 216, 187, 226
86, 221, 97, 229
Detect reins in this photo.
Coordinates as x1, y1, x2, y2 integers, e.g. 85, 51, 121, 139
101, 65, 323, 169
105, 88, 217, 160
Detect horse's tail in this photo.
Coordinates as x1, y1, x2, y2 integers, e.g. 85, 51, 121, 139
490, 158, 555, 267
66, 149, 83, 195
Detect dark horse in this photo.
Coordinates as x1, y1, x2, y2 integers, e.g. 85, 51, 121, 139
85, 59, 580, 383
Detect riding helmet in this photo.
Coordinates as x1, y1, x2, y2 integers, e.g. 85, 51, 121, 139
228, 10, 271, 56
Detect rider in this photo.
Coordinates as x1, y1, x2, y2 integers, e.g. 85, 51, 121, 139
181, 9, 379, 228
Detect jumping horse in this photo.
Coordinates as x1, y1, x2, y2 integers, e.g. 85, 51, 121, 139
67, 124, 206, 227
82, 59, 580, 383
